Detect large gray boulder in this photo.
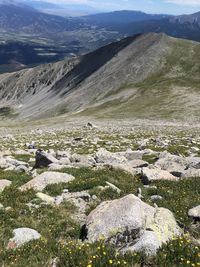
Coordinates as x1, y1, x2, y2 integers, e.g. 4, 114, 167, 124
85, 194, 155, 245
7, 228, 41, 249
19, 171, 75, 191
85, 194, 182, 255
142, 168, 178, 184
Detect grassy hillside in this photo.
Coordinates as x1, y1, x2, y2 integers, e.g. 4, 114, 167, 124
80, 37, 200, 122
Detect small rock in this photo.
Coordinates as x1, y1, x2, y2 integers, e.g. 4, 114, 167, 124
7, 228, 41, 249
0, 179, 12, 192
36, 192, 55, 205
106, 181, 121, 194
150, 195, 163, 201
188, 206, 200, 220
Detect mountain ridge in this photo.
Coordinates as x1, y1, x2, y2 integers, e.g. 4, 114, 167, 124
0, 33, 199, 122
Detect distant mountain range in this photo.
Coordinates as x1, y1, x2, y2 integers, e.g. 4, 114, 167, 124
0, 2, 199, 40
0, 1, 200, 73
0, 2, 80, 34
82, 10, 170, 25
82, 11, 200, 42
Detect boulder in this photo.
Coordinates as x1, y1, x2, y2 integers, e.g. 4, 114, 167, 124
85, 194, 155, 244
70, 154, 95, 167
84, 194, 181, 255
95, 148, 127, 164
0, 179, 12, 192
142, 168, 178, 184
188, 205, 200, 220
7, 228, 41, 249
19, 171, 75, 191
48, 163, 69, 171
6, 157, 28, 167
34, 150, 59, 168
155, 153, 186, 177
155, 152, 200, 177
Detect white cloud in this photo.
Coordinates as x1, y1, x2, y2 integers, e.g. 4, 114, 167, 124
166, 0, 200, 6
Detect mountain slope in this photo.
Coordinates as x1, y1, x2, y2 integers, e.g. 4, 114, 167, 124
0, 33, 199, 122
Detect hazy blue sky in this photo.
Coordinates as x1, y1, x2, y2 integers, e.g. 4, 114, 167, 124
32, 0, 200, 14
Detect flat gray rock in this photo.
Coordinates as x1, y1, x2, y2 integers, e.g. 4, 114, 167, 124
142, 167, 178, 184
7, 228, 41, 249
19, 171, 75, 191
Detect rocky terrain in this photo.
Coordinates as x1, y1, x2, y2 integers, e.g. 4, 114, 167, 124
0, 121, 199, 266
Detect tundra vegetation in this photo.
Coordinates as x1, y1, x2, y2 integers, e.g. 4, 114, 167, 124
0, 122, 199, 267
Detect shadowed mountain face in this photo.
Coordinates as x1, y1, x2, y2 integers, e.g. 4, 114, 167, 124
0, 32, 199, 123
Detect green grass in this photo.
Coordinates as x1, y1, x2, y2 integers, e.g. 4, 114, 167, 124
12, 154, 31, 163
0, 157, 199, 266
44, 167, 200, 238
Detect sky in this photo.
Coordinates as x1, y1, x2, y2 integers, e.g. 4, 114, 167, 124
22, 0, 200, 15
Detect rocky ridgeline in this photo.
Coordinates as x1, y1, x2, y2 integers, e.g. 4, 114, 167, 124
0, 141, 199, 256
